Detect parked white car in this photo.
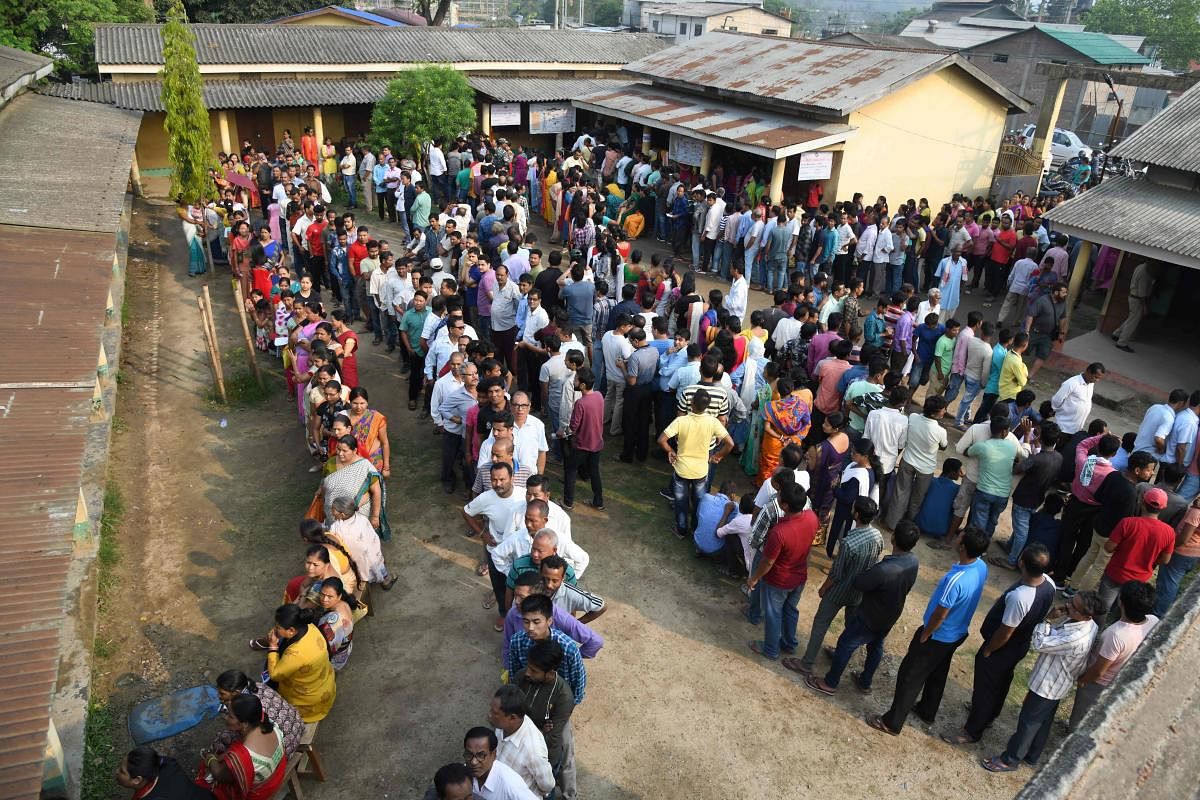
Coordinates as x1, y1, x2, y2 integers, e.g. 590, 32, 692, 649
1020, 124, 1092, 165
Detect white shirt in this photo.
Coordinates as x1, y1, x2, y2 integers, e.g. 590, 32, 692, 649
1027, 617, 1098, 700
429, 269, 455, 292
855, 224, 877, 261
496, 716, 554, 796
871, 227, 893, 264
1051, 374, 1095, 435
744, 220, 764, 248
478, 417, 548, 470
726, 276, 748, 322
916, 300, 941, 325
703, 199, 726, 239
771, 317, 802, 353
463, 490, 526, 553
429, 372, 461, 427
473, 758, 539, 800
1007, 257, 1039, 295
339, 153, 356, 176
601, 330, 633, 381
427, 145, 447, 176
521, 306, 550, 345
901, 413, 948, 473
291, 215, 314, 251
863, 407, 909, 473
493, 524, 590, 579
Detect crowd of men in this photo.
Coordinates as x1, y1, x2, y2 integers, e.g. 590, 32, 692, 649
169, 123, 1200, 797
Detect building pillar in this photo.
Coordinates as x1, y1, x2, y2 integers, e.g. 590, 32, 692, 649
312, 107, 325, 155
217, 110, 233, 156
1063, 239, 1092, 336
1030, 77, 1067, 171
129, 151, 143, 197
768, 155, 787, 206
699, 141, 713, 178
481, 103, 492, 136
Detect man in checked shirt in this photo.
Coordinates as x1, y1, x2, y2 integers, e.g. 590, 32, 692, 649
980, 590, 1105, 773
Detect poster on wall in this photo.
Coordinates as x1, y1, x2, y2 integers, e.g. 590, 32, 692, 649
528, 103, 576, 134
490, 103, 521, 128
669, 132, 704, 166
796, 151, 833, 180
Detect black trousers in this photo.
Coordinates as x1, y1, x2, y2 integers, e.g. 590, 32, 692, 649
306, 253, 326, 294
972, 393, 1000, 424
700, 237, 717, 271
964, 644, 1027, 739
834, 253, 854, 284
383, 190, 397, 223
487, 549, 509, 611
440, 430, 465, 489
1053, 497, 1100, 583
563, 447, 602, 507
881, 628, 966, 732
654, 389, 676, 440
620, 383, 654, 462
408, 351, 426, 403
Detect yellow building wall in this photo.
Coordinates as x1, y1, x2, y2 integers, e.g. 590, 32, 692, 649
277, 11, 379, 25
835, 67, 1007, 206
716, 8, 791, 35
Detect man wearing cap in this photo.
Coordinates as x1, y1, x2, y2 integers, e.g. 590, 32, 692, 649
1096, 487, 1174, 613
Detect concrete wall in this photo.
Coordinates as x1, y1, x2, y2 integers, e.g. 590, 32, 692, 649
644, 8, 787, 39
837, 66, 1006, 206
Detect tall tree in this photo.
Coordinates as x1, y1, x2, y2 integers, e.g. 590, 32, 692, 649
866, 6, 930, 35
1084, 0, 1200, 69
369, 66, 477, 162
413, 0, 454, 25
0, 0, 151, 77
160, 0, 215, 202
592, 0, 622, 26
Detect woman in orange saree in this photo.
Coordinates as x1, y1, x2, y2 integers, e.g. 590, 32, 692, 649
756, 375, 813, 485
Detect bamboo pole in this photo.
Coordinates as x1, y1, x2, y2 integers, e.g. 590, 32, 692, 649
200, 286, 228, 402
197, 296, 227, 404
233, 285, 264, 387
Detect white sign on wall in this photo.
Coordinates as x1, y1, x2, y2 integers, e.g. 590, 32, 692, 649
490, 103, 521, 128
669, 132, 705, 166
529, 103, 576, 134
796, 151, 834, 180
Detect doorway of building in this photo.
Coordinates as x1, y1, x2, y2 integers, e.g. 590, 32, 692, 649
236, 109, 276, 154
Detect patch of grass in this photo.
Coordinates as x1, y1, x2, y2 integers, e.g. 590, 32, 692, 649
207, 367, 276, 407
97, 483, 123, 608
121, 300, 130, 327
93, 635, 115, 661
111, 415, 127, 433
115, 371, 129, 386
79, 696, 121, 800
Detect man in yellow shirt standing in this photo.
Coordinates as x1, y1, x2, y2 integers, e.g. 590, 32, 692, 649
657, 389, 735, 539
998, 332, 1030, 403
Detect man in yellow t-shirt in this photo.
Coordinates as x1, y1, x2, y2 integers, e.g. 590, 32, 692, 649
658, 388, 735, 539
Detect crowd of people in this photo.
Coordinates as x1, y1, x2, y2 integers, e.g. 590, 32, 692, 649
133, 123, 1200, 799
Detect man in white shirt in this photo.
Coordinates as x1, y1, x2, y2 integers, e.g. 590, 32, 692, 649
885, 395, 950, 530
864, 386, 911, 504
700, 191, 726, 273
464, 464, 528, 626
479, 392, 548, 474
427, 138, 449, 204
726, 262, 748, 323
462, 726, 539, 800
1051, 363, 1105, 435
488, 686, 555, 797
429, 352, 465, 430
999, 246, 1041, 328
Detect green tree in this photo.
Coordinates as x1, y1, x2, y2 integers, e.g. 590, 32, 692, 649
0, 0, 151, 77
160, 0, 216, 202
369, 66, 477, 163
866, 6, 929, 35
592, 0, 622, 25
1084, 0, 1200, 69
762, 0, 813, 36
413, 0, 454, 25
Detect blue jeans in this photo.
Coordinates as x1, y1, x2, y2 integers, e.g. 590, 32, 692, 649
672, 474, 707, 534
342, 174, 357, 206
341, 278, 358, 318
691, 232, 702, 265
908, 359, 929, 388
886, 262, 904, 296
760, 580, 804, 658
1153, 552, 1199, 617
395, 209, 410, 237
745, 245, 761, 284
971, 489, 1008, 538
746, 551, 764, 624
766, 258, 787, 293
1181, 472, 1200, 501
591, 339, 606, 389
943, 372, 964, 403
825, 612, 886, 689
656, 209, 668, 240
714, 241, 732, 278
954, 376, 982, 425
1008, 504, 1034, 566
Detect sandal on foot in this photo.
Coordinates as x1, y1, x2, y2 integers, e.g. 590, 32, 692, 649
380, 575, 398, 591
942, 732, 980, 746
475, 562, 489, 576
482, 593, 496, 610
781, 657, 812, 676
865, 714, 900, 736
249, 636, 270, 651
804, 674, 836, 695
980, 755, 1018, 773
748, 640, 777, 660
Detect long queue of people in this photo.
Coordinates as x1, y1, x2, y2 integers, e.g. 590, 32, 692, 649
142, 125, 1200, 799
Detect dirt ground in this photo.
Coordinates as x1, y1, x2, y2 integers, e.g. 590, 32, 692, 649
91, 199, 1143, 800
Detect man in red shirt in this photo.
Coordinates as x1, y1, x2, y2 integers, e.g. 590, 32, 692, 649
985, 216, 1017, 303
747, 481, 817, 659
1098, 487, 1175, 613
304, 206, 328, 295
348, 226, 371, 327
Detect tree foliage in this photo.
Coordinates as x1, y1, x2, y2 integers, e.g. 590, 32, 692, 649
158, 0, 328, 23
0, 0, 151, 77
161, 0, 215, 202
592, 0, 621, 26
1084, 0, 1200, 69
369, 66, 477, 162
866, 6, 929, 35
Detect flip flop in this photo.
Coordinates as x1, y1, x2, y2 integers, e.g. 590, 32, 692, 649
482, 593, 496, 610
987, 555, 1018, 570
942, 732, 980, 746
804, 675, 835, 695
781, 657, 812, 675
865, 714, 900, 736
980, 755, 1019, 773
475, 562, 489, 576
748, 640, 777, 660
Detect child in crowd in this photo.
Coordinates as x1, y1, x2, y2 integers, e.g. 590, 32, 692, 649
715, 493, 756, 579
915, 458, 963, 540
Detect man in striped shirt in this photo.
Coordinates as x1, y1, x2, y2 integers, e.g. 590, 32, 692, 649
981, 591, 1104, 773
507, 594, 587, 705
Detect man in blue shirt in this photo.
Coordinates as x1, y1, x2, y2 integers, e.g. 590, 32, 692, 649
870, 526, 989, 735
909, 314, 945, 390
694, 482, 735, 554
1132, 390, 1187, 462
656, 333, 691, 439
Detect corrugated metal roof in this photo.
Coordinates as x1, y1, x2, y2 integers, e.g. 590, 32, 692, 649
823, 32, 949, 52
1111, 81, 1200, 172
119, 78, 390, 111
1038, 28, 1150, 65
0, 45, 53, 93
1043, 176, 1200, 266
94, 24, 666, 66
0, 93, 140, 232
622, 30, 1024, 117
574, 82, 853, 158
468, 76, 636, 102
35, 80, 116, 105
900, 19, 1019, 49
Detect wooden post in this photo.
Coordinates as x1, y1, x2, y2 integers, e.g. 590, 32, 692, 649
201, 286, 228, 402
233, 285, 264, 387
197, 296, 227, 404
1063, 239, 1092, 336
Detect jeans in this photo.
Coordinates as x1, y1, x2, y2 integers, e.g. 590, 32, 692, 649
367, 299, 383, 340
954, 376, 982, 425
760, 580, 804, 659
591, 340, 606, 389
656, 209, 668, 240
672, 474, 707, 534
746, 551, 764, 624
477, 314, 492, 345
943, 372, 964, 403
766, 258, 787, 293
971, 490, 1008, 538
714, 240, 732, 278
886, 262, 904, 296
744, 245, 760, 283
1008, 504, 1034, 566
381, 312, 399, 348
1001, 692, 1061, 766
1181, 472, 1200, 501
341, 278, 358, 319
563, 448, 603, 507
395, 209, 410, 238
824, 612, 886, 689
885, 460, 933, 530
342, 174, 357, 207
691, 231, 702, 266
1154, 553, 1199, 617
972, 392, 999, 424
908, 359, 929, 388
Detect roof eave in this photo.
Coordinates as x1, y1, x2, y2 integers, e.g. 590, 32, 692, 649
620, 71, 850, 121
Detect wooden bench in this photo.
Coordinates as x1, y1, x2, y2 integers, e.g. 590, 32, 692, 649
270, 722, 326, 800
